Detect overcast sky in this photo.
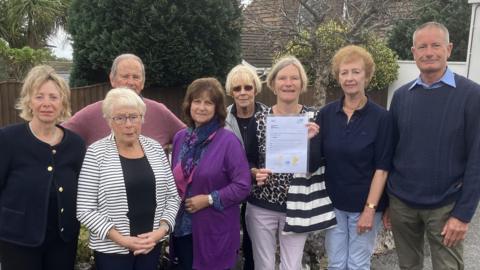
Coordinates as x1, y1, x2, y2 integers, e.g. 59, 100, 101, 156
48, 28, 73, 60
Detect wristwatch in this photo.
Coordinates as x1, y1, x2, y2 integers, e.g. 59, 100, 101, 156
366, 203, 377, 209
208, 194, 214, 205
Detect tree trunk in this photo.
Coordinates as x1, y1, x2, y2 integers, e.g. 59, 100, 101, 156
313, 64, 330, 108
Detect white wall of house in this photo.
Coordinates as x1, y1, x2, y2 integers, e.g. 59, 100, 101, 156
467, 0, 480, 84
386, 61, 468, 108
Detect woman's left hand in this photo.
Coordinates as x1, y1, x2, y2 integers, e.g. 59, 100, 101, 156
133, 229, 167, 255
306, 122, 320, 139
357, 207, 375, 234
185, 194, 210, 213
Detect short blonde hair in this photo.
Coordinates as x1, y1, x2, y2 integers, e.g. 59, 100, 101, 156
15, 65, 71, 122
102, 88, 146, 120
225, 64, 262, 96
266, 56, 308, 93
331, 45, 375, 85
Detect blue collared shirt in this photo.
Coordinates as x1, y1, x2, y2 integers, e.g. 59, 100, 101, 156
408, 67, 456, 90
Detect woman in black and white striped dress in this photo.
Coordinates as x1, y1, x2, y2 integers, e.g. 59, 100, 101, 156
76, 88, 180, 270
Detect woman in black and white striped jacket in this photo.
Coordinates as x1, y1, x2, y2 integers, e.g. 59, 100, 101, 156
76, 88, 180, 270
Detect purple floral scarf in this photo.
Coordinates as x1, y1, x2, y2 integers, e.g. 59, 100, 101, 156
173, 117, 220, 199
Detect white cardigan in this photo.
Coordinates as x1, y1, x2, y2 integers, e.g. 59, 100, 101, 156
77, 134, 180, 254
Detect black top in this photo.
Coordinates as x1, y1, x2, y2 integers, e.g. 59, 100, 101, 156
234, 115, 253, 146
0, 123, 85, 247
120, 155, 156, 236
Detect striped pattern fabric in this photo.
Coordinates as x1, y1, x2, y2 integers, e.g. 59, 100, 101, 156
77, 134, 180, 254
284, 166, 337, 233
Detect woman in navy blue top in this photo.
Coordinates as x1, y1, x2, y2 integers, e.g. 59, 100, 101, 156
311, 45, 393, 270
0, 65, 85, 270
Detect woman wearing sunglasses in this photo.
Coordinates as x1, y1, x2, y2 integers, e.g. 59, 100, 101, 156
225, 64, 267, 149
224, 64, 267, 270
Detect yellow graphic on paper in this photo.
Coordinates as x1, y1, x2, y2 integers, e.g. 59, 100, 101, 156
291, 155, 299, 166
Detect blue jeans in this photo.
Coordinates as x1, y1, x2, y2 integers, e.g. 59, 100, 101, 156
325, 208, 382, 270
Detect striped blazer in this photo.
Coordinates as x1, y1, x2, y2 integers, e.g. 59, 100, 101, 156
76, 134, 180, 254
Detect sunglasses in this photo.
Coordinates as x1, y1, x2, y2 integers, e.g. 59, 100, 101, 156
232, 85, 254, 92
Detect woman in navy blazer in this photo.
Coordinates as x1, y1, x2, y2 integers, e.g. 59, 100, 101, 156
0, 65, 86, 270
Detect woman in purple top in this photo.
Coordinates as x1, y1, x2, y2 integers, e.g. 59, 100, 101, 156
170, 78, 251, 270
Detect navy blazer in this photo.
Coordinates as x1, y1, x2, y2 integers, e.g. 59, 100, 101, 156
0, 123, 85, 247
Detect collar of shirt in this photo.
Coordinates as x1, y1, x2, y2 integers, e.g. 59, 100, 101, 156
335, 95, 371, 116
408, 67, 456, 90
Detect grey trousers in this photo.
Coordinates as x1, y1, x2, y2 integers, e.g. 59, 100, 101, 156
389, 194, 464, 270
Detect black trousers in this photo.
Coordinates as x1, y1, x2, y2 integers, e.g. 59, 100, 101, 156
0, 232, 77, 270
94, 244, 162, 270
241, 202, 254, 270
172, 234, 194, 270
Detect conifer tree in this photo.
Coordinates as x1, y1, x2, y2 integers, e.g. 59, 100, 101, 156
68, 0, 242, 87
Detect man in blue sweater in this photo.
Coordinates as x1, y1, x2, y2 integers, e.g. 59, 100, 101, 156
386, 21, 480, 269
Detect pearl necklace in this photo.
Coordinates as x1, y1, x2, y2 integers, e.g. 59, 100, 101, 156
29, 122, 60, 146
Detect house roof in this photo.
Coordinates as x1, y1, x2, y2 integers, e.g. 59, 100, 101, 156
240, 0, 300, 68
240, 0, 415, 69
241, 32, 276, 68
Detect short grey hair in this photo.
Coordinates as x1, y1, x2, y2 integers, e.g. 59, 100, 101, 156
266, 55, 308, 93
412, 21, 450, 45
110, 53, 146, 81
102, 88, 146, 119
225, 64, 263, 96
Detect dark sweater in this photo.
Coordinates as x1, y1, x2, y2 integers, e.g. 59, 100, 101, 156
0, 123, 85, 246
387, 74, 480, 223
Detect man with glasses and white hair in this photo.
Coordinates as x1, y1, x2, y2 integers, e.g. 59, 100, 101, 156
385, 21, 480, 269
63, 53, 185, 146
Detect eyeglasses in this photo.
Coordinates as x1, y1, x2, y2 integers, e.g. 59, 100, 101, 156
232, 85, 254, 92
111, 114, 142, 125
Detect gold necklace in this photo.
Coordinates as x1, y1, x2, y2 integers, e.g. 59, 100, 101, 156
29, 122, 59, 146
343, 96, 367, 112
